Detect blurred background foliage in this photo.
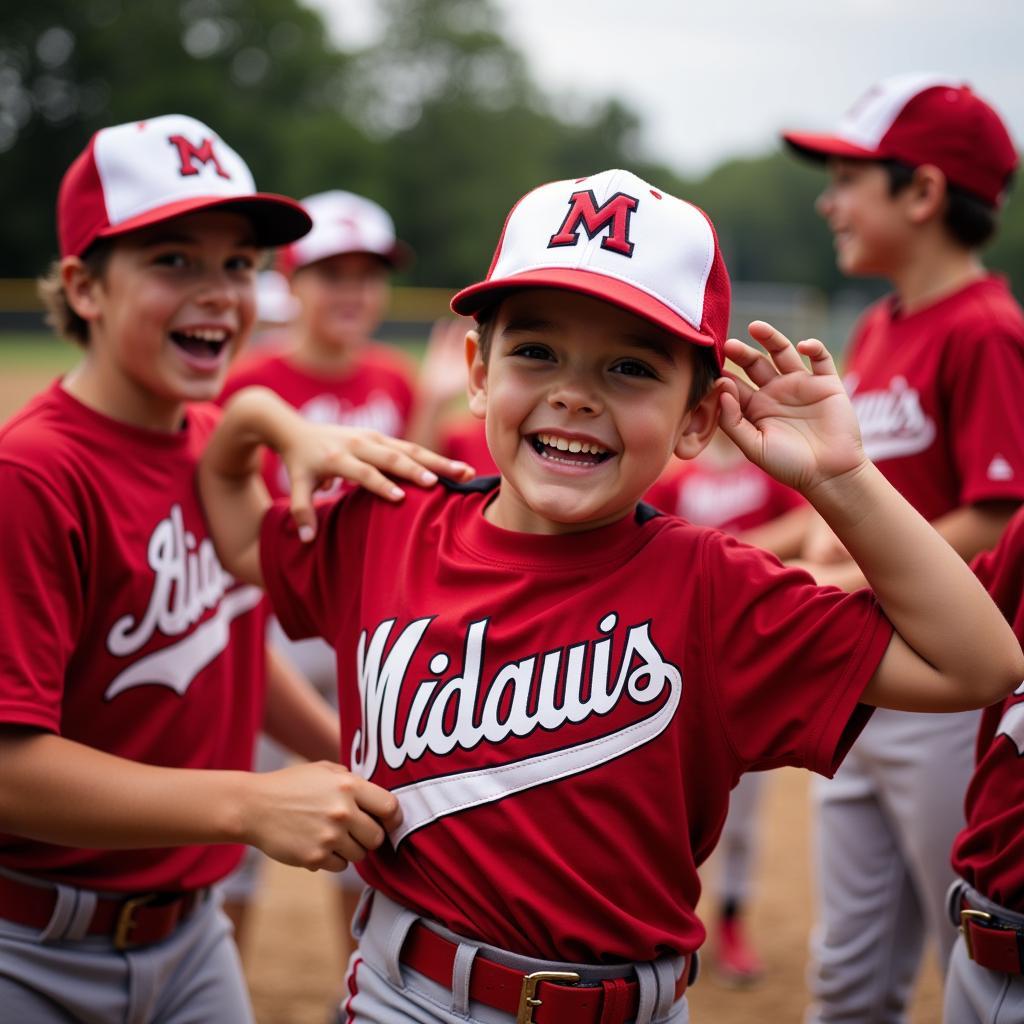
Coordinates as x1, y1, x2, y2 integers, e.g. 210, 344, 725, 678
2, 0, 1022, 300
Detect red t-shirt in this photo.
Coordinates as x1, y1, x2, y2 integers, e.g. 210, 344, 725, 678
220, 344, 417, 499
952, 509, 1024, 910
844, 275, 1024, 522
645, 458, 803, 533
0, 384, 266, 892
260, 480, 891, 962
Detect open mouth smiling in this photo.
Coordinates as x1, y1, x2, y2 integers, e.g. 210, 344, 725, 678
170, 326, 231, 361
530, 432, 614, 467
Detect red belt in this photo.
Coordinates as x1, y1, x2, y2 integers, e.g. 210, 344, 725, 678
400, 920, 692, 1024
960, 897, 1024, 975
0, 872, 203, 950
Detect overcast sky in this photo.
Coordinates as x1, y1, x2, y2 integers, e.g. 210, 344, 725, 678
310, 0, 1024, 176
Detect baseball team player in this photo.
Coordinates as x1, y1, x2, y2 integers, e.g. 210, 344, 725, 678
0, 115, 408, 1023
645, 430, 808, 985
783, 74, 1024, 1022
199, 167, 1023, 1024
945, 506, 1024, 1023
217, 189, 420, 957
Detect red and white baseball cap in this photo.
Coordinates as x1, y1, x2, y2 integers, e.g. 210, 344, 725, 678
450, 168, 731, 367
279, 190, 412, 275
58, 114, 312, 258
783, 73, 1018, 207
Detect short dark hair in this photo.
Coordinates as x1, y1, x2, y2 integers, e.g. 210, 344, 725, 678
473, 298, 720, 409
879, 158, 1012, 249
37, 241, 114, 346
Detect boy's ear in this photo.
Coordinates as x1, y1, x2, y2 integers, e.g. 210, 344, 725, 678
465, 329, 488, 419
673, 378, 723, 460
61, 257, 102, 322
905, 164, 948, 224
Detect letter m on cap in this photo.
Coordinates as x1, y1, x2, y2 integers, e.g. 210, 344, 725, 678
167, 135, 231, 179
548, 189, 639, 257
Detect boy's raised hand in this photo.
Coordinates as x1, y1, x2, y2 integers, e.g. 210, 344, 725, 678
281, 422, 473, 542
718, 321, 866, 495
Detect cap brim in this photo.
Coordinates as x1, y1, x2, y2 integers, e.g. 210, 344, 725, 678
451, 268, 717, 352
782, 131, 880, 163
95, 193, 313, 249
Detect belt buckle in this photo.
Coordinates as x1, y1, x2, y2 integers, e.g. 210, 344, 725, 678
113, 893, 158, 951
516, 970, 581, 1024
960, 907, 995, 962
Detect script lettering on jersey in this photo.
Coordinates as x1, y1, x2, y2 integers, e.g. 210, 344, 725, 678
104, 504, 261, 698
350, 612, 682, 845
995, 680, 1024, 756
846, 373, 936, 461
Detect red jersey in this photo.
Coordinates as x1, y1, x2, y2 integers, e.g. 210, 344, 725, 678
952, 509, 1024, 909
844, 275, 1024, 522
220, 344, 417, 499
645, 457, 803, 533
0, 384, 266, 892
260, 480, 891, 962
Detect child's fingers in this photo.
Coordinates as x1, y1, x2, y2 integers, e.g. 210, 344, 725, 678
287, 468, 319, 543
717, 385, 763, 463
747, 321, 806, 375
338, 458, 407, 502
723, 337, 778, 389
797, 337, 838, 377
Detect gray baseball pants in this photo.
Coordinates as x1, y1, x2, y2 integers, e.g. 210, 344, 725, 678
339, 888, 691, 1024
806, 707, 978, 1023
944, 882, 1024, 1024
0, 874, 254, 1024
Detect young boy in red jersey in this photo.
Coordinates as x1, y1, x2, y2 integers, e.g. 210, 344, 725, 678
199, 168, 1023, 1024
946, 507, 1024, 1022
783, 74, 1024, 1023
0, 115, 426, 1024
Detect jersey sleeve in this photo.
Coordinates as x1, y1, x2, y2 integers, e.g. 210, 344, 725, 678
259, 493, 367, 642
0, 465, 85, 732
943, 329, 1024, 505
700, 531, 893, 776
971, 508, 1024, 627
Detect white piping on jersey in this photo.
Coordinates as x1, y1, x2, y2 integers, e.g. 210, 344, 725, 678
349, 612, 683, 846
995, 680, 1024, 756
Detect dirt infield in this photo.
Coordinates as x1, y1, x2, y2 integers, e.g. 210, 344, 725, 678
242, 769, 943, 1024
0, 354, 943, 1024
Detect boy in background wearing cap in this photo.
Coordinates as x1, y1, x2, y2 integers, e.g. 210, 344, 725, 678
199, 168, 1022, 1024
0, 115, 423, 1023
783, 74, 1024, 1022
218, 189, 420, 961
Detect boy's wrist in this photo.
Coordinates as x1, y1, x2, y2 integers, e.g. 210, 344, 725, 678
803, 459, 882, 534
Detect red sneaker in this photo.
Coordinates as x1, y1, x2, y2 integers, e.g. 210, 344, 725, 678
714, 916, 764, 988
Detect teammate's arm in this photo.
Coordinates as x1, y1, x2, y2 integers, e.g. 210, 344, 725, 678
719, 322, 1024, 713
262, 646, 340, 763
0, 725, 398, 871
199, 387, 472, 586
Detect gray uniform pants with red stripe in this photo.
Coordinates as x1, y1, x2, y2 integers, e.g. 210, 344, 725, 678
0, 877, 253, 1024
339, 888, 690, 1024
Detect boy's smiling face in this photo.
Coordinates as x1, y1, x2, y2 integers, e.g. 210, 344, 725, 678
65, 209, 259, 428
467, 288, 719, 535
